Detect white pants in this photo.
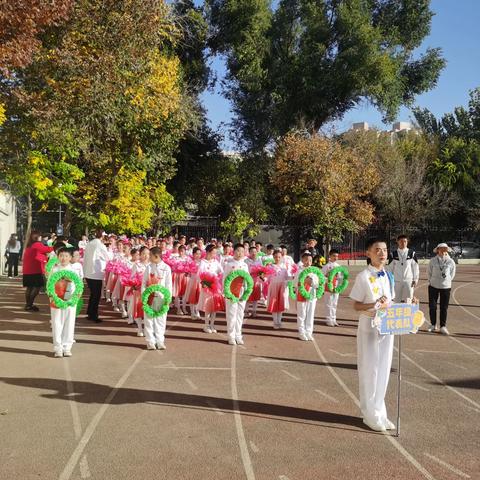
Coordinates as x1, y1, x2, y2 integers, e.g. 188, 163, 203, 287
246, 301, 258, 316
324, 292, 339, 324
297, 299, 316, 336
189, 304, 200, 317
226, 300, 246, 341
144, 315, 166, 345
394, 280, 413, 303
357, 314, 394, 424
51, 306, 76, 353
272, 312, 282, 326
204, 312, 217, 328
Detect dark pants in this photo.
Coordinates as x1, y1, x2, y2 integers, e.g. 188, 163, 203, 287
25, 287, 41, 308
428, 286, 451, 327
7, 253, 19, 277
86, 278, 103, 320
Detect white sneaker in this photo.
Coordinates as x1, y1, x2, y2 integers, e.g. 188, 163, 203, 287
427, 324, 438, 333
273, 324, 281, 330
384, 419, 395, 430
363, 418, 386, 432
106, 298, 112, 303
156, 343, 166, 350
326, 321, 335, 327
228, 339, 236, 345
113, 306, 120, 313
298, 334, 308, 341
440, 326, 450, 335
147, 343, 156, 350
137, 331, 144, 337
203, 326, 212, 334
176, 309, 184, 316
63, 351, 72, 357
306, 333, 314, 341
54, 351, 63, 358
210, 327, 217, 333
235, 338, 244, 345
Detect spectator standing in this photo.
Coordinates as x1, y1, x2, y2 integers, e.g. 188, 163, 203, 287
427, 243, 456, 335
5, 233, 21, 278
22, 231, 53, 311
83, 229, 109, 322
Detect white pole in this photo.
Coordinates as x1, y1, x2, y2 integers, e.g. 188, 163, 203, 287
396, 335, 402, 437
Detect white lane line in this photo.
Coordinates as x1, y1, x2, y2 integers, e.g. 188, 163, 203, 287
249, 441, 260, 453
231, 346, 255, 480
281, 370, 300, 381
185, 378, 198, 391
404, 380, 430, 392
311, 339, 437, 480
398, 349, 480, 410
445, 361, 467, 371
464, 404, 480, 414
329, 349, 356, 358
64, 361, 82, 440
424, 453, 471, 478
415, 350, 475, 355
79, 455, 91, 479
58, 350, 147, 480
452, 283, 480, 321
154, 366, 229, 371
279, 476, 291, 480
450, 336, 480, 355
206, 400, 225, 416
315, 389, 339, 403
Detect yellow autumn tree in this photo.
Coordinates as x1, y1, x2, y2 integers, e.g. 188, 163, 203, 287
0, 103, 5, 125
99, 167, 154, 235
272, 132, 379, 246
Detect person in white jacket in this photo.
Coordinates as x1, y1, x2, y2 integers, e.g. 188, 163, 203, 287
83, 230, 109, 323
386, 235, 419, 302
141, 247, 172, 350
427, 243, 456, 335
223, 244, 250, 345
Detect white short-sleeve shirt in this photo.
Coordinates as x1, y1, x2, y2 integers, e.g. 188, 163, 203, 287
349, 266, 394, 311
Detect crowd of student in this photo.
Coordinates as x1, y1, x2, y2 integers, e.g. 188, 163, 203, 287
13, 230, 457, 432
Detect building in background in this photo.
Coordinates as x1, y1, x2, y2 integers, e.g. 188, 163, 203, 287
0, 190, 18, 274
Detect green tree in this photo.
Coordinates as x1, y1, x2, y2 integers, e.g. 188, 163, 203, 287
208, 0, 445, 150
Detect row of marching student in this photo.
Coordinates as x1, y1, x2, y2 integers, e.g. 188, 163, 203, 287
42, 231, 347, 354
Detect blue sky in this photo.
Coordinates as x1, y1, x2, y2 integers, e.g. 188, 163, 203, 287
200, 0, 480, 149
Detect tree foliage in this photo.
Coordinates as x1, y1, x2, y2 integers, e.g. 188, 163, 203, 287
272, 132, 378, 242
208, 0, 445, 150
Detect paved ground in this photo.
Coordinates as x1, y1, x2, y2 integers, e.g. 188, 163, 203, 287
0, 266, 479, 480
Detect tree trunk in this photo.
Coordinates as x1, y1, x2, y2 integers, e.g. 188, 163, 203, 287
23, 193, 32, 255
63, 205, 72, 237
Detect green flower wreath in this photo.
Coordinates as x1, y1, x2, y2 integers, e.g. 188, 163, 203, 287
224, 269, 254, 303
45, 255, 58, 275
142, 284, 172, 317
327, 266, 349, 294
288, 280, 296, 299
47, 270, 84, 309
298, 266, 325, 300
262, 257, 274, 266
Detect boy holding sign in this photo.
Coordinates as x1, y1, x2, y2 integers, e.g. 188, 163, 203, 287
349, 238, 395, 432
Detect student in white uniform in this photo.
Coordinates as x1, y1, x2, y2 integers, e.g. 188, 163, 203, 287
142, 247, 172, 350
294, 251, 319, 341
322, 249, 341, 326
49, 248, 78, 357
223, 244, 250, 345
349, 238, 395, 432
386, 234, 419, 302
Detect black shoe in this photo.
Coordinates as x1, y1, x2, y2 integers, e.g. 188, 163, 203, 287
30, 306, 40, 312
24, 305, 33, 311
94, 318, 102, 323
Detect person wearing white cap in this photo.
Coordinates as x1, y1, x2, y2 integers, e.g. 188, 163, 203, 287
427, 243, 456, 335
